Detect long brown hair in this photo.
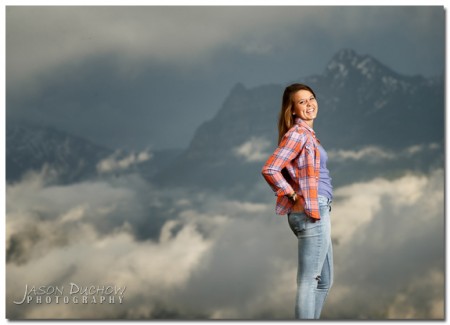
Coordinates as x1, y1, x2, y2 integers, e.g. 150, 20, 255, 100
277, 83, 317, 144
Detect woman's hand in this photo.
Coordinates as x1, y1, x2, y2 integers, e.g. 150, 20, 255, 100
291, 198, 305, 212
288, 192, 304, 212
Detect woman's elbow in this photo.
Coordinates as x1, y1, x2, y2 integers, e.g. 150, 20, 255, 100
261, 165, 274, 178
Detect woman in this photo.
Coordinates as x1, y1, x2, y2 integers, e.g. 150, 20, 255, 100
261, 83, 333, 319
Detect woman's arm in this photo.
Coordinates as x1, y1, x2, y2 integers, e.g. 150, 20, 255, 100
297, 143, 320, 219
261, 128, 304, 198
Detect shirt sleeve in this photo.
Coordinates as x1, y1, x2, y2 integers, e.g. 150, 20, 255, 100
298, 144, 320, 219
261, 128, 304, 197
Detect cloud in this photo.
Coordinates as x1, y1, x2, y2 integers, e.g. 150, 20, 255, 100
7, 226, 213, 319
233, 136, 271, 163
7, 7, 443, 97
330, 172, 428, 246
6, 167, 165, 263
5, 168, 281, 318
386, 269, 444, 319
5, 7, 308, 93
5, 169, 221, 318
5, 166, 444, 319
328, 143, 441, 162
328, 146, 395, 161
97, 149, 153, 173
326, 169, 444, 319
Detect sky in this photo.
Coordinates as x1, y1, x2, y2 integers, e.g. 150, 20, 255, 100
5, 6, 445, 150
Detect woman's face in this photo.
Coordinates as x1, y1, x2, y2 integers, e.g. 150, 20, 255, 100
292, 89, 318, 123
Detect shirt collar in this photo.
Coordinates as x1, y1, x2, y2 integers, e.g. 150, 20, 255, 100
294, 117, 315, 135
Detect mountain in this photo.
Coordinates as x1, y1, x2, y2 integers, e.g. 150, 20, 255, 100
6, 122, 113, 184
309, 49, 443, 150
154, 49, 444, 192
6, 121, 183, 184
6, 49, 444, 191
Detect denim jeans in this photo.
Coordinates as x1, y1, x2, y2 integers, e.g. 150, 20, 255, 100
287, 195, 333, 319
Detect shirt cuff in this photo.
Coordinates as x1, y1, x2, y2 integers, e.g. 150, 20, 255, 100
275, 186, 293, 197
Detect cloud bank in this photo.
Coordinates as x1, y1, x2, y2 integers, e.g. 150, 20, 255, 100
5, 165, 444, 319
328, 169, 444, 319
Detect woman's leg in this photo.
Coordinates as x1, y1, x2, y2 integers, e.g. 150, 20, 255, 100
314, 197, 333, 318
287, 196, 333, 319
314, 242, 333, 318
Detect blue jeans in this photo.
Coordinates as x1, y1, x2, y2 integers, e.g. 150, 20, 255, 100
287, 195, 333, 319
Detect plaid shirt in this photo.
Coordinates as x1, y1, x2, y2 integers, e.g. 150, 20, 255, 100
261, 118, 321, 219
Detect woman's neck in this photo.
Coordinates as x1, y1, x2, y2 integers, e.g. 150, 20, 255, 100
305, 120, 314, 128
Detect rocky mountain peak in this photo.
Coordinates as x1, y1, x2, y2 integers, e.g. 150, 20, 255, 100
324, 48, 397, 83
321, 49, 430, 100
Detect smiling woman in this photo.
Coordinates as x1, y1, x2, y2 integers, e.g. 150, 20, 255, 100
5, 5, 445, 320
262, 83, 334, 319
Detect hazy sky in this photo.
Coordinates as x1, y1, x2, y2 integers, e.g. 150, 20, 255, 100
6, 6, 445, 150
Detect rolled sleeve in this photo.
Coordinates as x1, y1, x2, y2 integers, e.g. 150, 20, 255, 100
261, 128, 304, 198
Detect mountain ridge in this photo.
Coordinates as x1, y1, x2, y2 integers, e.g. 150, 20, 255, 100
6, 49, 444, 190
153, 49, 444, 190
6, 121, 183, 184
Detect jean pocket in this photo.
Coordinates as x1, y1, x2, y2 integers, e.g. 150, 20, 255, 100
287, 212, 307, 236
